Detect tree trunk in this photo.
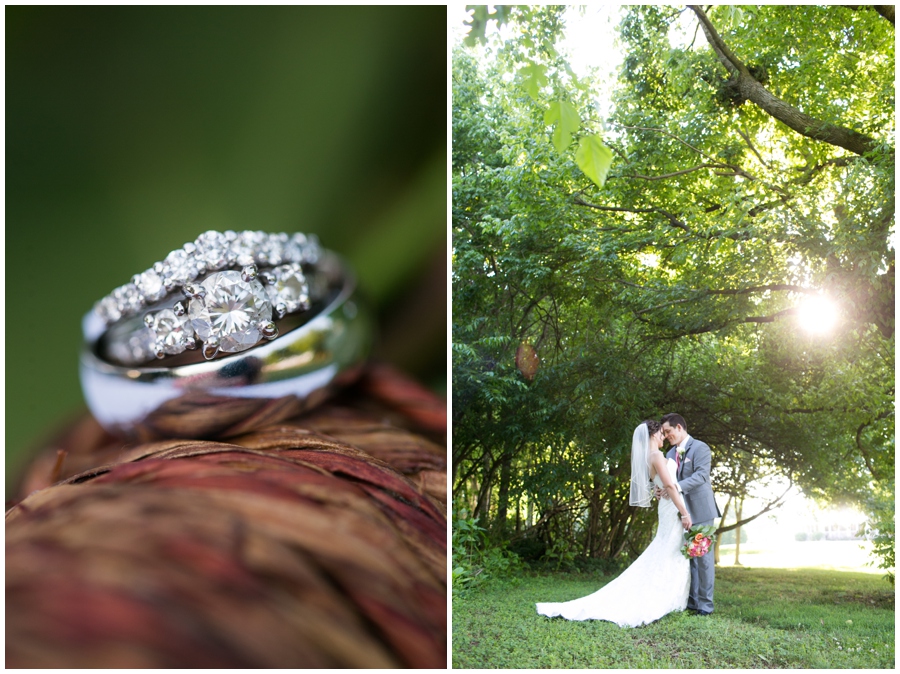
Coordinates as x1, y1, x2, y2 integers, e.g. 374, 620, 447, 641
496, 453, 511, 534
515, 495, 521, 534
586, 475, 602, 557
527, 493, 534, 528
715, 495, 732, 565
734, 498, 743, 566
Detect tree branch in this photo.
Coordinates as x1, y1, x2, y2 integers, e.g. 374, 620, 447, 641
716, 481, 793, 534
845, 5, 895, 25
633, 284, 817, 315
736, 127, 770, 167
855, 408, 893, 480
617, 163, 732, 181
688, 5, 886, 157
642, 307, 801, 339
573, 195, 690, 232
618, 124, 718, 162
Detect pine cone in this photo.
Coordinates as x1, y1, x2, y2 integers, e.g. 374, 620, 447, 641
6, 364, 446, 668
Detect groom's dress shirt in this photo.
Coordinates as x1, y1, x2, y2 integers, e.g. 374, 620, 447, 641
674, 435, 692, 490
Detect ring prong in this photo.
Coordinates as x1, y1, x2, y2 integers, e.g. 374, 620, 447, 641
242, 264, 259, 282
259, 271, 276, 286
275, 303, 287, 319
143, 313, 155, 328
202, 340, 220, 361
261, 322, 278, 340
173, 301, 187, 316
182, 284, 205, 300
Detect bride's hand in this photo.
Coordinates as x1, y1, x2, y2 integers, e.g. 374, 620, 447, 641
681, 514, 692, 530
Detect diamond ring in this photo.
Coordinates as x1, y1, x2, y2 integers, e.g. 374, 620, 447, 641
80, 232, 372, 439
89, 230, 322, 365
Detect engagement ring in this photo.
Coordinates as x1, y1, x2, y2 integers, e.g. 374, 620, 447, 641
80, 230, 372, 439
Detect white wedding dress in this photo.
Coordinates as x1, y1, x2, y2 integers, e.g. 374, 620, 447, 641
536, 459, 690, 627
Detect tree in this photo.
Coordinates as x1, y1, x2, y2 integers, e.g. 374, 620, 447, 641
453, 6, 893, 571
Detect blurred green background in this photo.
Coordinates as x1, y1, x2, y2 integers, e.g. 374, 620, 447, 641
6, 6, 447, 488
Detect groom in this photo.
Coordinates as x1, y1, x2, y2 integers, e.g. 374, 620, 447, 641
660, 413, 721, 616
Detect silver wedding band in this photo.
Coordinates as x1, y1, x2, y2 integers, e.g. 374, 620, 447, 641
80, 237, 372, 440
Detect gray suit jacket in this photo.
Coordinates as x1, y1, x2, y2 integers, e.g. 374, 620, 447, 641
667, 437, 721, 523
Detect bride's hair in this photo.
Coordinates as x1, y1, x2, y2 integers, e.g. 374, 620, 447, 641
643, 419, 661, 435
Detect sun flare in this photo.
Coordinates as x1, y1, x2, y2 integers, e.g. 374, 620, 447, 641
796, 295, 840, 334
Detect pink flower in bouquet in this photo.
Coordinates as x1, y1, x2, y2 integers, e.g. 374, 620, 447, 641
682, 525, 716, 559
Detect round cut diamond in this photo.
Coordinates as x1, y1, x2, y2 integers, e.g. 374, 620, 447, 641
134, 269, 167, 303
162, 249, 200, 287
266, 263, 310, 317
105, 325, 156, 364
300, 233, 320, 264
259, 232, 287, 266
95, 295, 122, 324
151, 309, 193, 355
113, 283, 143, 315
194, 230, 233, 271
231, 230, 266, 267
188, 271, 272, 354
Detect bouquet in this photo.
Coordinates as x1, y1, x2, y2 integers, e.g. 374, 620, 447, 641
681, 525, 716, 559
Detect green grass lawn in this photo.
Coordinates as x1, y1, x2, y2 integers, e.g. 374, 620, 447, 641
452, 567, 894, 668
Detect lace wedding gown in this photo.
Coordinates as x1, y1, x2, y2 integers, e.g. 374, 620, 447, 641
536, 459, 690, 627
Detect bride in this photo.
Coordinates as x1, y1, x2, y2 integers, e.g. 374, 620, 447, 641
536, 420, 692, 627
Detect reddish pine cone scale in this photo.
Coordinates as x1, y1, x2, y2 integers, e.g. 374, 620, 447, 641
7, 365, 446, 668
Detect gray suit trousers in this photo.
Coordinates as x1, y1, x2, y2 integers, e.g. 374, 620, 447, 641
688, 517, 715, 614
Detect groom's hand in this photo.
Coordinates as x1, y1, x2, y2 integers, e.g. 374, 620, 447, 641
654, 486, 669, 500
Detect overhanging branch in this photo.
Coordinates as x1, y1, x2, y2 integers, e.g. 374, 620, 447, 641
716, 481, 793, 534
688, 5, 887, 157
634, 285, 816, 315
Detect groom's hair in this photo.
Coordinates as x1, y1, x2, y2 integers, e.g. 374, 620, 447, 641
661, 412, 687, 432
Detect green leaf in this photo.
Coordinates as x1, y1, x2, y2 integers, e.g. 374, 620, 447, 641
544, 100, 580, 153
543, 101, 561, 126
519, 63, 548, 101
463, 5, 490, 47
575, 134, 613, 188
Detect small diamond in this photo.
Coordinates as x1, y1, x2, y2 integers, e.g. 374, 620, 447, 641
194, 230, 232, 271
231, 230, 266, 267
95, 295, 122, 324
134, 269, 167, 303
161, 249, 200, 288
259, 232, 287, 266
129, 326, 157, 361
104, 324, 155, 364
188, 270, 272, 354
301, 234, 320, 264
113, 283, 143, 316
266, 264, 310, 317
151, 309, 194, 355
283, 233, 305, 263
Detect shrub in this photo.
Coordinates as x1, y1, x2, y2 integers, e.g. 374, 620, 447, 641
452, 505, 523, 594
863, 480, 895, 585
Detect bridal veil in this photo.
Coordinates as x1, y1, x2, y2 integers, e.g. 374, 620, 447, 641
629, 422, 653, 507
